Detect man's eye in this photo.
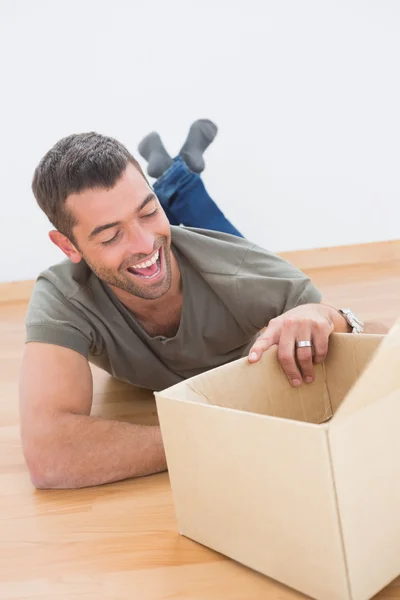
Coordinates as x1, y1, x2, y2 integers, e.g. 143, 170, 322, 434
142, 208, 159, 219
102, 231, 120, 246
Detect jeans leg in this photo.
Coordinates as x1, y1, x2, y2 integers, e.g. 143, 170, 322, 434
153, 157, 243, 237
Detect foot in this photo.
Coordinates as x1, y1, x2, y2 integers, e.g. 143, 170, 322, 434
138, 132, 173, 178
179, 119, 218, 173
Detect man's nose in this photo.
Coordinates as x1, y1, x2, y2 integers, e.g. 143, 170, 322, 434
127, 226, 155, 257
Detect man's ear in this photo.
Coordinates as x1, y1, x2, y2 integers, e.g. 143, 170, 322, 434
49, 230, 82, 263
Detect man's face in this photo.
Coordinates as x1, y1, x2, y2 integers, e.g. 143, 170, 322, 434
65, 164, 172, 300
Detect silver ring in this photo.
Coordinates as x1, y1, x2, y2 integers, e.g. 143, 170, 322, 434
296, 340, 313, 349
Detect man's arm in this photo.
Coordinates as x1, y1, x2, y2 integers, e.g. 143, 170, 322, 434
19, 343, 166, 489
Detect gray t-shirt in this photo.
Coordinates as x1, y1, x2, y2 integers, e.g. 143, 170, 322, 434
25, 226, 321, 391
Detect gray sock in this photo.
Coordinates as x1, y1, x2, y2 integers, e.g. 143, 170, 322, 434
138, 132, 173, 178
179, 119, 218, 173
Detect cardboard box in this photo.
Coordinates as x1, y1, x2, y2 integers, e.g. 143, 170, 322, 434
155, 324, 400, 600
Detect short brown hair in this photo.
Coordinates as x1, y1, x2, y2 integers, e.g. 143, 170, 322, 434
32, 132, 145, 242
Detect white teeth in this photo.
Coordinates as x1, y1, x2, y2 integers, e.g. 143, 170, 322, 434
131, 250, 159, 270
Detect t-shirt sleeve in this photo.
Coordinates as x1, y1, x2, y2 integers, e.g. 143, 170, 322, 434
25, 276, 96, 359
235, 244, 322, 331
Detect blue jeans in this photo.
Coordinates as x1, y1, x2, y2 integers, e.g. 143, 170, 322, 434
153, 157, 243, 238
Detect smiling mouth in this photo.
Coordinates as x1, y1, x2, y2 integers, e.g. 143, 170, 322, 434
127, 247, 162, 279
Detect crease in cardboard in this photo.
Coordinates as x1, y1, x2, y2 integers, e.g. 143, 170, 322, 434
265, 362, 276, 418
262, 386, 272, 417
296, 387, 306, 422
321, 363, 334, 423
185, 382, 211, 405
326, 428, 353, 600
352, 341, 360, 384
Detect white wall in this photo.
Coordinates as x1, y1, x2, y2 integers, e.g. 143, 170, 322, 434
1, 0, 399, 282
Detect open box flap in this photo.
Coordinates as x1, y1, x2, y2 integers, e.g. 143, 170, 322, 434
183, 345, 333, 424
332, 319, 400, 421
324, 332, 384, 413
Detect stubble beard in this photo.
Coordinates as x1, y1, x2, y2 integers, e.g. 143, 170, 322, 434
83, 236, 172, 300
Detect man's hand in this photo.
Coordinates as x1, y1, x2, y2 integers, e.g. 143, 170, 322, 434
248, 303, 351, 386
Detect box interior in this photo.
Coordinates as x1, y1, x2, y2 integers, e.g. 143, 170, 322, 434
182, 333, 383, 424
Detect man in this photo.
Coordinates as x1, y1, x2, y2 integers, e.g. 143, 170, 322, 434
20, 123, 366, 490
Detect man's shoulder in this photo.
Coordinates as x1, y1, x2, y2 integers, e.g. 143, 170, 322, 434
170, 226, 257, 275
31, 259, 95, 303
25, 259, 103, 359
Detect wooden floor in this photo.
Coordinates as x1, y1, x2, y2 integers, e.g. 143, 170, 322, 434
1, 261, 400, 600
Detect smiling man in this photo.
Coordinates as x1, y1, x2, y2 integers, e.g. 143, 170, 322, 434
20, 131, 366, 490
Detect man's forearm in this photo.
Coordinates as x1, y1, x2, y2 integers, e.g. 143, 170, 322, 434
28, 413, 167, 489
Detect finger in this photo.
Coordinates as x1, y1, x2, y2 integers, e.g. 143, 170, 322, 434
248, 321, 280, 363
311, 321, 331, 365
277, 323, 303, 386
295, 323, 315, 384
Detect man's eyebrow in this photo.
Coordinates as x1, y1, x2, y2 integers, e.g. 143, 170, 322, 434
89, 193, 156, 240
137, 192, 156, 212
